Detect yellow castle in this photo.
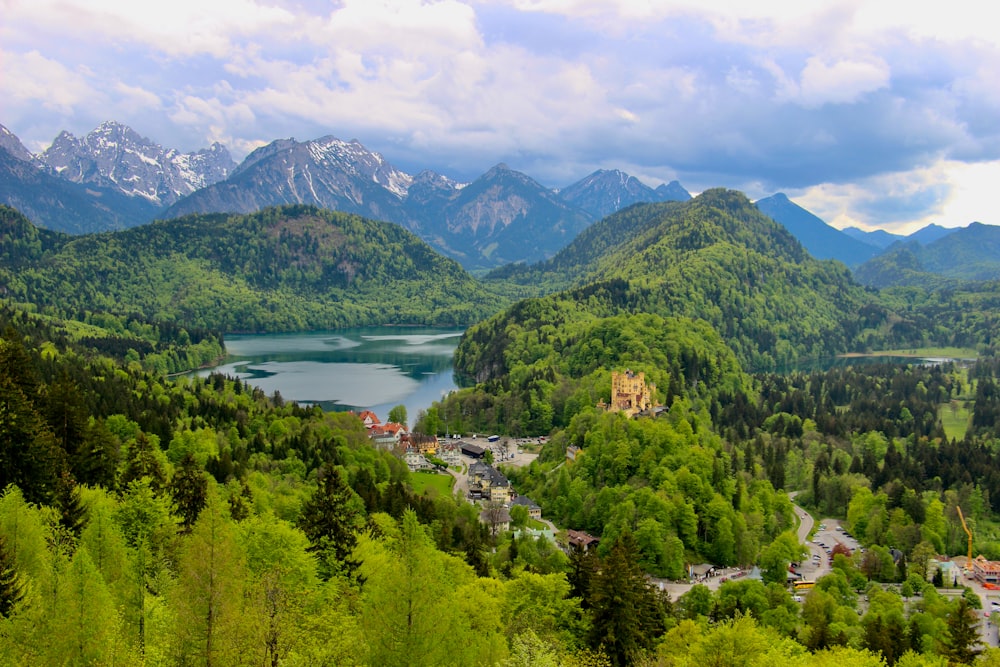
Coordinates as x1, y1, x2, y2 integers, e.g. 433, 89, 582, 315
605, 369, 656, 417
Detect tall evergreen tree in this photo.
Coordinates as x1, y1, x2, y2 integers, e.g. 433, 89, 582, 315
42, 369, 89, 464
298, 464, 365, 579
0, 370, 64, 504
54, 471, 88, 540
941, 597, 982, 664
170, 453, 209, 533
121, 432, 167, 492
587, 530, 666, 666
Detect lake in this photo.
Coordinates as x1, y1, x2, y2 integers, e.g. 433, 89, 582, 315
192, 327, 464, 425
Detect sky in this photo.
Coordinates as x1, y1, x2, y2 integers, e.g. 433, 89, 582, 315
2, 0, 998, 234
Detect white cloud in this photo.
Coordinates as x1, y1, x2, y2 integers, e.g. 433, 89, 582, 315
114, 82, 162, 113
2, 0, 298, 57
792, 158, 1000, 233
319, 0, 481, 53
796, 56, 890, 107
0, 50, 94, 112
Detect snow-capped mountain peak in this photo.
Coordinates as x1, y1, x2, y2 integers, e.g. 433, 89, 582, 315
38, 121, 235, 207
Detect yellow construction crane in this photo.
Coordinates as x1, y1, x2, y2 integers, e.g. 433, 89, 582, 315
957, 505, 973, 568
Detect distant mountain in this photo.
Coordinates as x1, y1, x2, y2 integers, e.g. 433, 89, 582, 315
655, 181, 692, 201
557, 169, 690, 219
754, 193, 880, 267
854, 222, 1000, 288
164, 135, 413, 224
907, 223, 955, 245
39, 121, 235, 207
842, 226, 902, 249
429, 163, 593, 269
0, 146, 160, 234
165, 139, 594, 271
0, 124, 38, 164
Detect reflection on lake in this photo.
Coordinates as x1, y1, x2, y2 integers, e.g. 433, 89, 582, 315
193, 327, 464, 424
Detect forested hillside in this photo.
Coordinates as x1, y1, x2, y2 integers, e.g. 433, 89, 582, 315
477, 189, 883, 373
855, 223, 1000, 289
0, 204, 508, 332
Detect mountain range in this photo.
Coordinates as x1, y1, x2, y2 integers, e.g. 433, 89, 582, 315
0, 122, 692, 270
1, 121, 996, 279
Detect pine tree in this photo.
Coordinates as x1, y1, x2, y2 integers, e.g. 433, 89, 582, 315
298, 465, 365, 578
54, 471, 88, 540
121, 432, 167, 492
43, 369, 89, 465
170, 453, 208, 533
567, 544, 598, 607
941, 597, 982, 664
0, 369, 64, 504
587, 531, 666, 666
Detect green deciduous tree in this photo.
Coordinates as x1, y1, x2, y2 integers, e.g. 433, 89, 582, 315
358, 510, 475, 666
169, 493, 248, 666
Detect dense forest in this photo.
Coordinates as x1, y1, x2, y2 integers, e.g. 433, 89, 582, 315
0, 204, 510, 332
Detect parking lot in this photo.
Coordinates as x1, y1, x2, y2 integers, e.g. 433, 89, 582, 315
800, 518, 863, 579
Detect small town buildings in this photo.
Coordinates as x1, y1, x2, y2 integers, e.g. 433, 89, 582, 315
480, 505, 511, 535
972, 555, 1000, 585
358, 410, 381, 429
511, 495, 542, 520
408, 432, 438, 455
438, 442, 462, 467
566, 529, 600, 551
468, 461, 511, 502
460, 442, 486, 458
370, 421, 408, 451
404, 448, 433, 472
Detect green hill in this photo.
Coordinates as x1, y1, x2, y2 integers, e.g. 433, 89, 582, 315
0, 204, 508, 332
855, 222, 1000, 289
473, 189, 881, 373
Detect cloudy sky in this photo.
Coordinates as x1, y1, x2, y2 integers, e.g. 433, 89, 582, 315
2, 0, 997, 233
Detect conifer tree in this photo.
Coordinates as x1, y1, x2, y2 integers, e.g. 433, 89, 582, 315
54, 471, 87, 540
941, 597, 982, 664
587, 530, 666, 666
0, 370, 64, 504
170, 453, 208, 532
298, 464, 364, 578
121, 432, 167, 492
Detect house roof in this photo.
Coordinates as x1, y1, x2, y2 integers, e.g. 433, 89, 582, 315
358, 410, 380, 426
566, 529, 600, 548
511, 495, 540, 510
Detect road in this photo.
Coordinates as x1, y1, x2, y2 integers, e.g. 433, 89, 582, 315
791, 493, 998, 650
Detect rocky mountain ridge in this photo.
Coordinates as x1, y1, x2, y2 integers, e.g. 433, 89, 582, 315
37, 121, 235, 207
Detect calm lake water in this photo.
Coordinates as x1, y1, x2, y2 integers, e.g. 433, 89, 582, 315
193, 327, 464, 425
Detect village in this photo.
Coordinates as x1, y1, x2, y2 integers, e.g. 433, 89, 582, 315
350, 370, 662, 559
352, 371, 1000, 648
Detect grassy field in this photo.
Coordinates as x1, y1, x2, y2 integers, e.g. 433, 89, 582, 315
940, 401, 972, 441
410, 471, 455, 497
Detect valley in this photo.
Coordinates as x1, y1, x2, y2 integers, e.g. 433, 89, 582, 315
2, 144, 1000, 665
